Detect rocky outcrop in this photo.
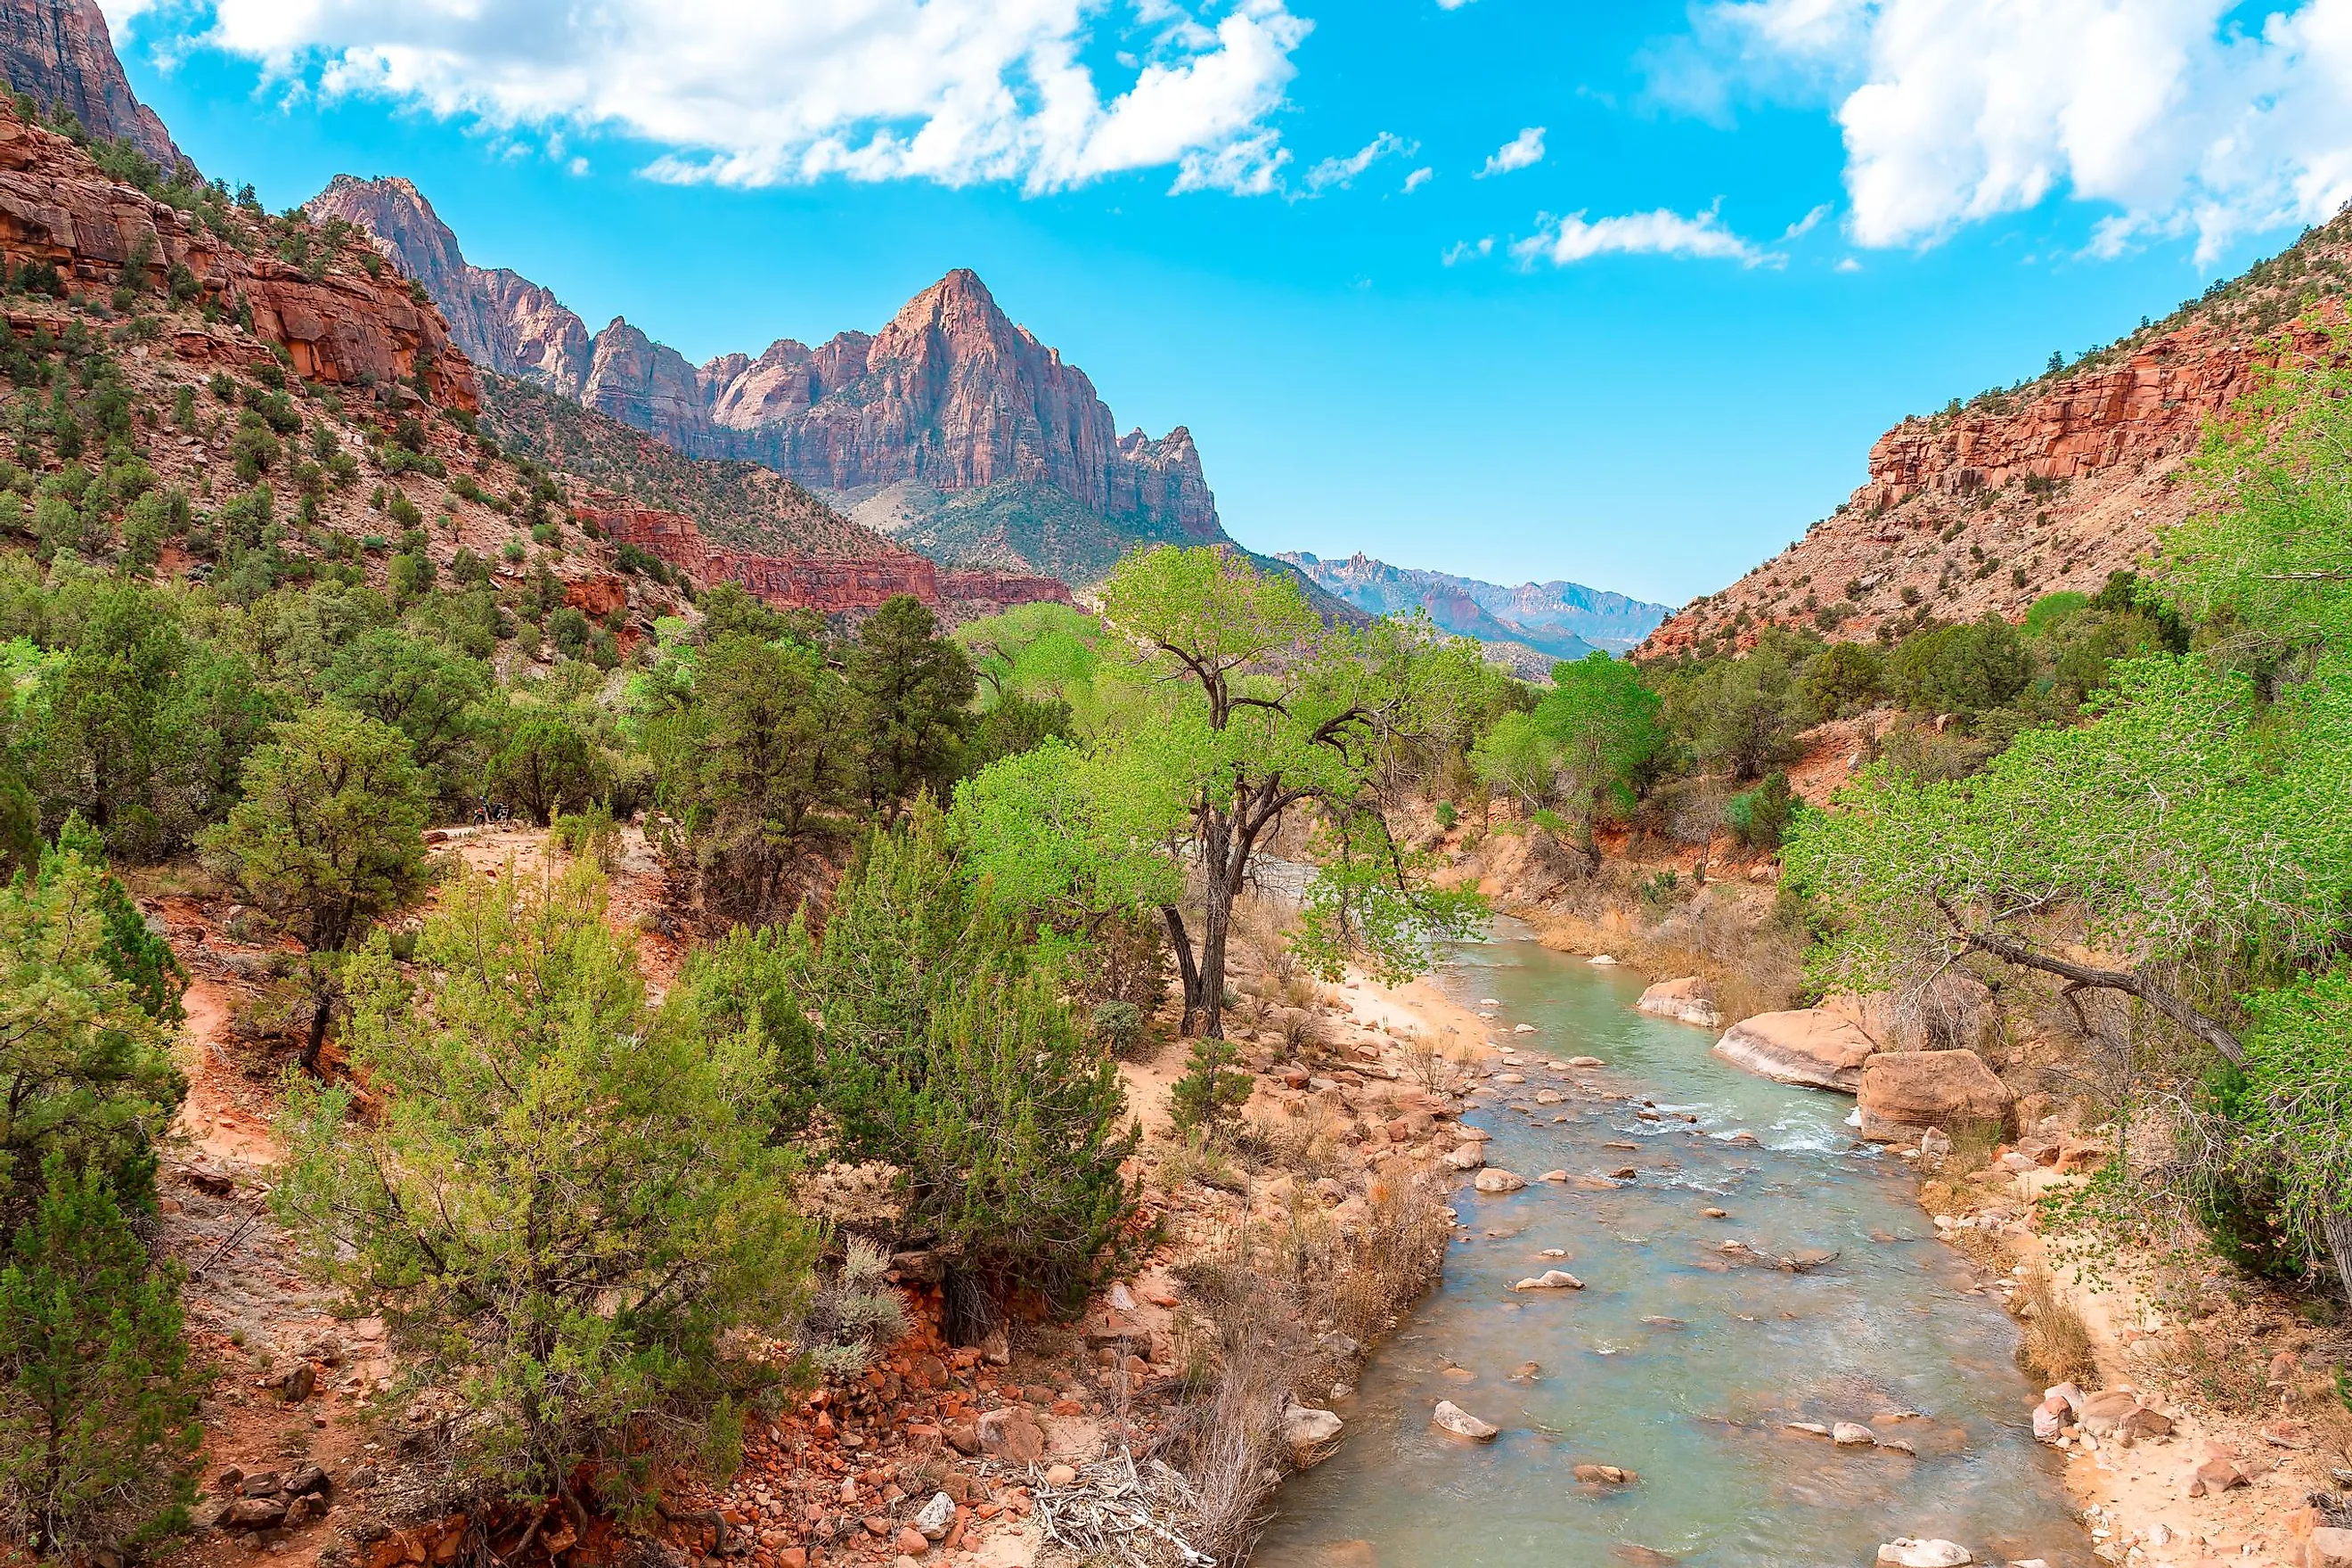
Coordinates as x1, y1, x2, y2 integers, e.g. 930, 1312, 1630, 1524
1642, 216, 2352, 659
306, 177, 1227, 578
1711, 1009, 1879, 1092
308, 176, 587, 394
0, 107, 473, 407
0, 0, 184, 172
1857, 1049, 2014, 1141
584, 500, 1068, 618
1637, 976, 1720, 1028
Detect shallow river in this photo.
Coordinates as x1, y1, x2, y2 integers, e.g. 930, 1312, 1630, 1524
1255, 923, 2090, 1568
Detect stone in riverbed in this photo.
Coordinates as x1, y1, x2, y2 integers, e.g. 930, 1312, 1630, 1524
1444, 1144, 1488, 1171
1539, 1169, 1569, 1183
1282, 1403, 1344, 1465
1509, 1270, 1583, 1291
1714, 1009, 1878, 1091
1567, 1056, 1605, 1067
1833, 1423, 1875, 1446
1637, 976, 1722, 1029
1876, 1541, 1972, 1567
1572, 1464, 1637, 1484
1473, 1169, 1527, 1194
1431, 1400, 1498, 1441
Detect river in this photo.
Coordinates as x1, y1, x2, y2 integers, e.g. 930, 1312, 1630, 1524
1254, 922, 2090, 1568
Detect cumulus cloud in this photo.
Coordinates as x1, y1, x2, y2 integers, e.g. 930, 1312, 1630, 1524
1508, 205, 1776, 267
1303, 130, 1417, 192
138, 0, 1311, 195
1650, 0, 2352, 259
1402, 166, 1433, 192
1474, 125, 1546, 177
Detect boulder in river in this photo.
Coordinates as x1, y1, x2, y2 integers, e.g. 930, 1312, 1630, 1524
1566, 1056, 1605, 1067
1444, 1144, 1487, 1171
1572, 1463, 1637, 1484
1875, 1541, 1972, 1567
1833, 1422, 1874, 1446
1637, 976, 1722, 1028
1283, 1402, 1345, 1465
1857, 1049, 2014, 1141
1473, 1169, 1527, 1194
1509, 1270, 1583, 1291
1431, 1400, 1499, 1441
1712, 1009, 1879, 1092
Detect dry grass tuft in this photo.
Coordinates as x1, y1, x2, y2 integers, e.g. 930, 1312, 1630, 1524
2014, 1265, 2100, 1389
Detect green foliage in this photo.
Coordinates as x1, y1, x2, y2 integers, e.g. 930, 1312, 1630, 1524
1659, 640, 1801, 780
274, 866, 819, 1522
51, 815, 183, 1025
0, 850, 181, 1229
201, 706, 429, 955
848, 595, 974, 817
1169, 1035, 1253, 1135
1724, 771, 1794, 851
487, 714, 595, 827
319, 627, 488, 791
0, 1155, 202, 1556
1796, 640, 1885, 722
1886, 617, 2030, 720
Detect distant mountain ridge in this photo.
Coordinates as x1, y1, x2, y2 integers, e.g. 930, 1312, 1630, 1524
1278, 551, 1670, 661
306, 175, 1228, 585
0, 0, 185, 172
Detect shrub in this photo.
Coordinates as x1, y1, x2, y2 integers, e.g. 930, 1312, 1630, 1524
275, 866, 818, 1523
1090, 999, 1146, 1057
1171, 1036, 1254, 1134
0, 1156, 203, 1556
1433, 799, 1458, 829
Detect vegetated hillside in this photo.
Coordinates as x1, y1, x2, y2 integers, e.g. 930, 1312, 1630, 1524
0, 0, 185, 171
1641, 210, 2352, 660
1281, 550, 1672, 658
480, 370, 895, 561
308, 176, 1232, 584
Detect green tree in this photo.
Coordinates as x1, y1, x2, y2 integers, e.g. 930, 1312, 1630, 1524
1886, 617, 2030, 719
1521, 652, 1661, 845
319, 626, 488, 788
849, 595, 974, 819
200, 708, 429, 1072
1169, 1036, 1253, 1136
646, 633, 852, 923
274, 866, 818, 1524
486, 714, 594, 827
1090, 547, 1484, 1034
0, 1156, 202, 1556
1797, 640, 1886, 722
0, 851, 181, 1228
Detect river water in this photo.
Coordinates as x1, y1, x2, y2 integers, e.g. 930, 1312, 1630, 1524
1255, 923, 2090, 1568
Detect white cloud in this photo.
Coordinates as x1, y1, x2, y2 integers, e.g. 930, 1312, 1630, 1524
1303, 130, 1417, 192
1442, 235, 1495, 265
1509, 205, 1777, 267
1654, 0, 2352, 260
1402, 166, 1433, 192
161, 0, 1310, 196
1834, 255, 1862, 271
1474, 125, 1546, 177
1780, 200, 1831, 240
1435, 0, 1477, 9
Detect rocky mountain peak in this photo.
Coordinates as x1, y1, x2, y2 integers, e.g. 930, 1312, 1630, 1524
0, 0, 184, 172
306, 175, 1228, 582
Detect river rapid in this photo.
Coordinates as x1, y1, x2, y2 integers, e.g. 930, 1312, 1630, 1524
1254, 923, 2090, 1568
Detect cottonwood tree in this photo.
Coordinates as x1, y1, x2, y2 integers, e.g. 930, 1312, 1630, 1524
1788, 344, 2352, 1286
1085, 546, 1485, 1038
200, 707, 429, 1073
1470, 650, 1659, 846
274, 865, 818, 1525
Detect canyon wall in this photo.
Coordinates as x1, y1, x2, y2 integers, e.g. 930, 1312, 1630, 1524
0, 0, 184, 172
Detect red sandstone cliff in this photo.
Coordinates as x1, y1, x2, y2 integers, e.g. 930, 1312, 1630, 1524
582, 500, 1069, 619
0, 0, 184, 173
0, 108, 474, 406
1641, 221, 2352, 659
306, 177, 1225, 575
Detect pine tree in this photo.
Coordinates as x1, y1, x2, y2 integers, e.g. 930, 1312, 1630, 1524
1169, 1036, 1254, 1135
0, 1156, 202, 1555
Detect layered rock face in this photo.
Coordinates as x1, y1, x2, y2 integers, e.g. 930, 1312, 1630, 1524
306, 176, 1225, 576
0, 0, 184, 172
0, 108, 473, 406
1642, 218, 2352, 658
584, 501, 1068, 618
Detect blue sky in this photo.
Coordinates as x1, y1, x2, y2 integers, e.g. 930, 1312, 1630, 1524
100, 1, 2352, 607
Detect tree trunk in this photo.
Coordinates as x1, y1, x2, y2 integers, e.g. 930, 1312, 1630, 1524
1198, 875, 1231, 1040
1162, 905, 1202, 1035
302, 992, 331, 1077
2323, 1200, 2352, 1301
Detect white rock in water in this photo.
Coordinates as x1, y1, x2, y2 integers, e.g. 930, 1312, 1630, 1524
1473, 1169, 1528, 1194
1444, 1144, 1487, 1171
1479, 998, 1499, 1007
1567, 1056, 1605, 1068
1833, 1422, 1875, 1446
1509, 1270, 1584, 1291
1539, 1170, 1569, 1183
1514, 1023, 1537, 1033
1589, 955, 1619, 966
1431, 1400, 1499, 1441
1846, 1107, 1865, 1129
1877, 1540, 1972, 1567
914, 1492, 955, 1540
